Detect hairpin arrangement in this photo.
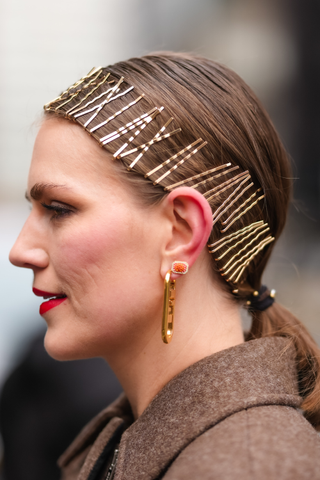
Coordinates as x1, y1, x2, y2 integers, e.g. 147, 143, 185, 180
44, 66, 274, 290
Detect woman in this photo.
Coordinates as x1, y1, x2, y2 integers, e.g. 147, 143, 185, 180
9, 53, 320, 479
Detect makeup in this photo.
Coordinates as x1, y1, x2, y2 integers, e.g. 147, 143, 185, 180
33, 287, 67, 315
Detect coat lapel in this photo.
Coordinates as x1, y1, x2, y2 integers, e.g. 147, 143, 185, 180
58, 394, 133, 479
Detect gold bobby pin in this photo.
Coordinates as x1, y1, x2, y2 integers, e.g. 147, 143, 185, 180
164, 163, 231, 190
221, 189, 261, 225
89, 95, 144, 133
204, 171, 248, 201
66, 73, 110, 115
52, 69, 103, 112
100, 108, 157, 143
153, 141, 208, 185
113, 109, 162, 158
84, 85, 134, 128
126, 121, 182, 168
190, 166, 239, 191
73, 86, 122, 119
221, 193, 265, 233
145, 139, 203, 180
212, 177, 253, 223
69, 82, 118, 117
223, 235, 274, 280
208, 220, 264, 250
44, 66, 103, 109
55, 69, 103, 112
125, 128, 182, 164
80, 85, 133, 123
103, 108, 160, 153
218, 226, 270, 268
232, 237, 275, 283
121, 117, 174, 158
228, 237, 275, 283
71, 77, 125, 122
211, 222, 267, 257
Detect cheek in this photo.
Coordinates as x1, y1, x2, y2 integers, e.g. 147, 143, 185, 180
45, 206, 165, 354
56, 212, 130, 281
51, 209, 160, 309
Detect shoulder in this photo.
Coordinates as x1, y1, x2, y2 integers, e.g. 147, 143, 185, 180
164, 405, 320, 480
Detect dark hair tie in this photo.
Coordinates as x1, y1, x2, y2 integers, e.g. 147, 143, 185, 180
246, 285, 276, 312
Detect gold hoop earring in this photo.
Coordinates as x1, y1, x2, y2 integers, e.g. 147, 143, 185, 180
161, 262, 189, 344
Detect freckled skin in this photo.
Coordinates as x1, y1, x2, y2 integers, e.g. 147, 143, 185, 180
10, 118, 166, 361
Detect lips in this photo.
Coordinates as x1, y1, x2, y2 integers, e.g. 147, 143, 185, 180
33, 287, 67, 315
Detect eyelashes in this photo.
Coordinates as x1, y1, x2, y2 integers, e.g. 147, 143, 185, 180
41, 202, 73, 219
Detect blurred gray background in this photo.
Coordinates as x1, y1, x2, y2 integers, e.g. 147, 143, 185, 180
1, 0, 320, 384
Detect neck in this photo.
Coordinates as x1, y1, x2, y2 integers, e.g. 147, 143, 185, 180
103, 272, 244, 419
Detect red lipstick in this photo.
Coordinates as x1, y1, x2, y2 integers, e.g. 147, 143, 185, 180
33, 288, 67, 315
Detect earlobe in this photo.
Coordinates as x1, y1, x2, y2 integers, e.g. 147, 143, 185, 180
161, 187, 213, 278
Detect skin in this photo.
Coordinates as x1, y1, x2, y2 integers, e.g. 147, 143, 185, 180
10, 117, 244, 419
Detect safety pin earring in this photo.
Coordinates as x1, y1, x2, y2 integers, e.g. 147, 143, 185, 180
161, 261, 189, 344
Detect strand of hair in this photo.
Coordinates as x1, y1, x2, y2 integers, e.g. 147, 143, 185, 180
190, 166, 239, 190
212, 176, 251, 222
121, 117, 174, 159
103, 117, 150, 147
103, 109, 160, 150
220, 194, 265, 233
75, 84, 127, 120
73, 77, 124, 120
208, 220, 264, 249
204, 171, 249, 201
44, 66, 103, 109
124, 127, 181, 162
211, 222, 268, 258
100, 108, 157, 143
164, 163, 231, 190
218, 227, 270, 271
66, 73, 110, 115
70, 83, 119, 116
230, 237, 275, 284
113, 109, 162, 158
225, 235, 274, 282
145, 139, 203, 179
55, 69, 103, 112
153, 141, 208, 185
126, 128, 182, 168
221, 189, 262, 225
213, 181, 254, 225
84, 83, 134, 128
89, 95, 144, 133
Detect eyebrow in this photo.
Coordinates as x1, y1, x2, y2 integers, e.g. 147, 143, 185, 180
25, 183, 69, 201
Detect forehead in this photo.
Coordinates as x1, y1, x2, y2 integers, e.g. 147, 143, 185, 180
28, 117, 119, 193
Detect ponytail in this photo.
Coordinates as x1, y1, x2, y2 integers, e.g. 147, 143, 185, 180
246, 302, 320, 426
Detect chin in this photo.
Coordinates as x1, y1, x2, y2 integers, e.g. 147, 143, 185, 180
43, 329, 94, 362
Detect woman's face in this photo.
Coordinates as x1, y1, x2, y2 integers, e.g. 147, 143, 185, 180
10, 118, 167, 361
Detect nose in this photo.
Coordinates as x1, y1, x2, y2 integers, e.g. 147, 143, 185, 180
9, 215, 49, 270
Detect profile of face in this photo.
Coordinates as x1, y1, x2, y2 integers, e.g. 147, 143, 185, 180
9, 118, 171, 361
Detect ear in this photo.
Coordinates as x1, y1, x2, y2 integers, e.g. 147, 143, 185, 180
160, 187, 213, 279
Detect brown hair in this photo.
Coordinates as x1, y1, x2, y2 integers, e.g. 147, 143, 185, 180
45, 52, 320, 425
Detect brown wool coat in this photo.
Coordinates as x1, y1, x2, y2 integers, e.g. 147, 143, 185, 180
59, 337, 320, 480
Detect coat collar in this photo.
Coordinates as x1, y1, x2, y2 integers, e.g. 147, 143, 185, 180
59, 337, 301, 480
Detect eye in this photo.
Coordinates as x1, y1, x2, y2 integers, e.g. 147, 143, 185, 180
41, 202, 73, 219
